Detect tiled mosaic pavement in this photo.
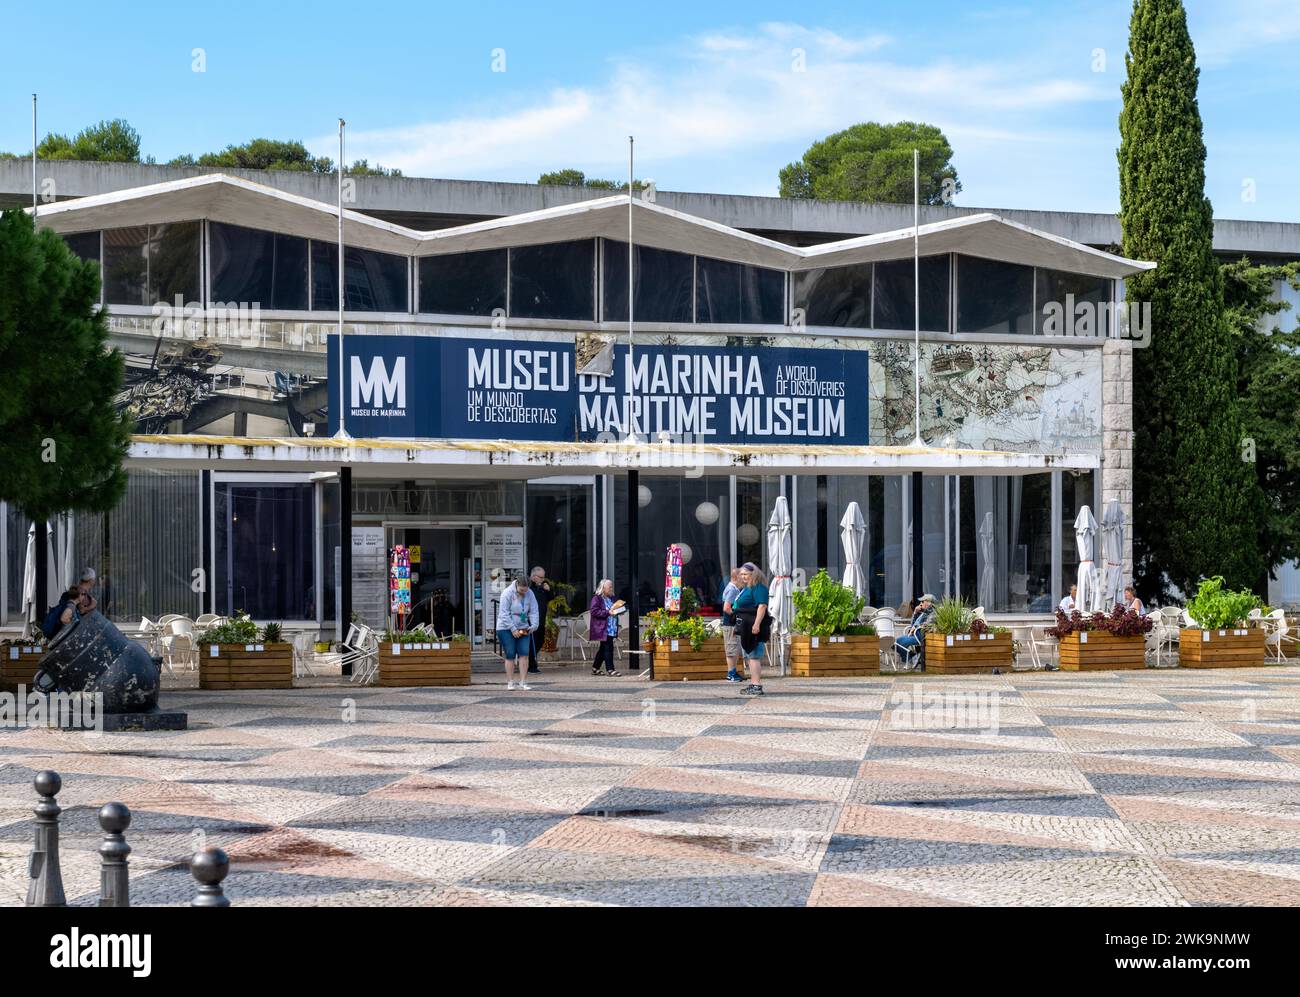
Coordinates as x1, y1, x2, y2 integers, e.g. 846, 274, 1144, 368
2, 667, 1300, 906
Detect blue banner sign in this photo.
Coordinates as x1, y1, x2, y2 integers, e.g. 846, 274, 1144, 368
328, 334, 868, 444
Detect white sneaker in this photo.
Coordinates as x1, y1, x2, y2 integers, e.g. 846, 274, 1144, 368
507, 681, 516, 690
518, 682, 531, 691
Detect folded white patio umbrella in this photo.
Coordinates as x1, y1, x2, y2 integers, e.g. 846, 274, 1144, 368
20, 522, 59, 639
766, 496, 794, 675
1101, 499, 1125, 611
839, 502, 867, 599
978, 510, 995, 610
1074, 505, 1100, 613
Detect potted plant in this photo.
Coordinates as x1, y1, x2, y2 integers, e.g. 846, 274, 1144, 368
1179, 576, 1266, 668
541, 591, 574, 654
200, 611, 293, 689
1, 635, 45, 692
1047, 605, 1153, 671
924, 597, 1014, 674
643, 608, 724, 681
789, 570, 878, 676
378, 624, 471, 686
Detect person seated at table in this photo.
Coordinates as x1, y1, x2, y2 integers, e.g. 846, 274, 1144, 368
894, 594, 936, 668
1059, 584, 1078, 614
1124, 586, 1145, 616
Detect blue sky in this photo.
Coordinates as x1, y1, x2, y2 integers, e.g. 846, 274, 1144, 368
2, 0, 1298, 219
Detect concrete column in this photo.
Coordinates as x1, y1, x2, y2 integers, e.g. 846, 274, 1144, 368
1101, 340, 1134, 586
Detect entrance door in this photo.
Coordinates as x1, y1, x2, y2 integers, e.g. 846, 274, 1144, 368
387, 525, 475, 640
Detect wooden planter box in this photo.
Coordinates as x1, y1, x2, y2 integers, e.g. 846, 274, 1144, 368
1178, 627, 1267, 668
649, 638, 727, 681
200, 643, 293, 689
1, 642, 45, 691
378, 642, 471, 686
789, 634, 880, 677
1058, 631, 1146, 671
924, 631, 1014, 674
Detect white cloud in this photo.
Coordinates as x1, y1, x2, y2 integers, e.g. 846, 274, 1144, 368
318, 22, 1114, 196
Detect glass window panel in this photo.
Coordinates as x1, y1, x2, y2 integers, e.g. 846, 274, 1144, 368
972, 473, 1052, 612
210, 222, 309, 311
792, 263, 871, 329
509, 240, 595, 320
4, 504, 30, 622
957, 255, 1034, 335
613, 476, 733, 614
103, 225, 151, 306
70, 469, 201, 623
418, 249, 507, 316
696, 257, 784, 325
62, 231, 100, 268
215, 481, 316, 620
526, 483, 592, 599
1035, 268, 1111, 335
873, 255, 950, 332
311, 242, 409, 312
602, 239, 694, 323
149, 221, 201, 304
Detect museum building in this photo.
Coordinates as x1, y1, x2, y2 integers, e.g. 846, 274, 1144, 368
1, 170, 1150, 643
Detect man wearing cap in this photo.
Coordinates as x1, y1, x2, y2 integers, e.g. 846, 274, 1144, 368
894, 593, 936, 669
75, 568, 98, 615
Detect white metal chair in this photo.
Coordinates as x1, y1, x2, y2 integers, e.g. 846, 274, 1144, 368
1024, 624, 1058, 670
292, 631, 320, 677
341, 623, 380, 684
972, 605, 987, 622
872, 609, 900, 671
1264, 609, 1296, 662
195, 613, 223, 628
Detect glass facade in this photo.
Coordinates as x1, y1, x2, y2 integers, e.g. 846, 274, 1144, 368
602, 240, 694, 323
311, 242, 408, 312
103, 222, 201, 306
215, 481, 316, 620
419, 249, 507, 316
210, 222, 309, 310
957, 255, 1035, 335
1036, 268, 1112, 335
509, 240, 595, 320
873, 255, 950, 332
526, 482, 593, 598
696, 257, 785, 325
791, 263, 872, 329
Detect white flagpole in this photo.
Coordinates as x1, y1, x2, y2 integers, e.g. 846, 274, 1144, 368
911, 147, 923, 448
626, 135, 637, 444
335, 118, 350, 440
32, 94, 37, 217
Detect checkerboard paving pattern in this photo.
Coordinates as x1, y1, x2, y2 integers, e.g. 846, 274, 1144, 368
2, 667, 1299, 906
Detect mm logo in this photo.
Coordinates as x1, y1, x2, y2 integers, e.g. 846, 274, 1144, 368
350, 356, 406, 414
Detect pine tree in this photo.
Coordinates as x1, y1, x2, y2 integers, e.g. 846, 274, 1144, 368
0, 210, 131, 525
1118, 0, 1264, 599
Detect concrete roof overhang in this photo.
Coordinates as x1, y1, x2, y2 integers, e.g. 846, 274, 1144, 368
32, 174, 1155, 280
129, 434, 1100, 478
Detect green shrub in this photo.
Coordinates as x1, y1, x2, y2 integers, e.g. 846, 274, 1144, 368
930, 597, 974, 636
642, 609, 710, 651
792, 570, 865, 636
201, 610, 260, 645
1185, 576, 1261, 630
261, 622, 283, 643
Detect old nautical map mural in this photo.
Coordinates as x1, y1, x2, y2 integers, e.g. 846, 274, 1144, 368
868, 342, 1101, 452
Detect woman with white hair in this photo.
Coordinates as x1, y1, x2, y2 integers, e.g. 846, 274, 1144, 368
587, 579, 622, 676
495, 575, 539, 690
733, 562, 771, 696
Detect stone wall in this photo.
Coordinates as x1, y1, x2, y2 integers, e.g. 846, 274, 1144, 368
1101, 339, 1134, 586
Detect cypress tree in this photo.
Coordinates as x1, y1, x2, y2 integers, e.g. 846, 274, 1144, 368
1118, 0, 1264, 599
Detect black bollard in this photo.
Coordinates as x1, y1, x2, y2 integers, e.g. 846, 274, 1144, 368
98, 802, 132, 908
190, 847, 230, 907
25, 771, 67, 907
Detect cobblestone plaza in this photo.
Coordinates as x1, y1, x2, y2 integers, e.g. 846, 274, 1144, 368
3, 668, 1299, 907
